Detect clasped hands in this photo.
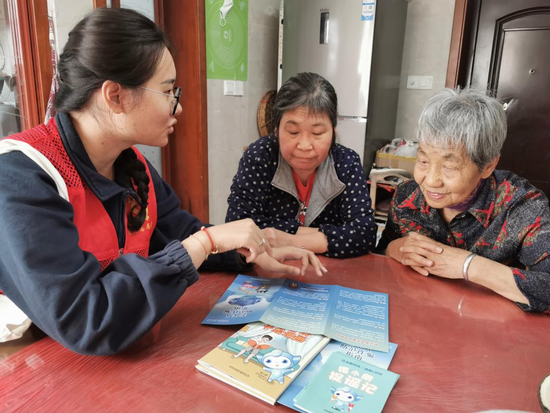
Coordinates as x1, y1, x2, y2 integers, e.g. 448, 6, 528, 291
389, 232, 472, 279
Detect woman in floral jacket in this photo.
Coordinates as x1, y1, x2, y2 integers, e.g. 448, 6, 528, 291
378, 88, 550, 312
226, 73, 376, 258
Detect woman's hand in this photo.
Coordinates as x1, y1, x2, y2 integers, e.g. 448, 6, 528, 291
388, 233, 529, 305
389, 232, 472, 279
198, 219, 273, 263
400, 234, 470, 279
262, 228, 293, 248
422, 243, 472, 279
387, 232, 443, 275
252, 246, 327, 277
263, 227, 329, 254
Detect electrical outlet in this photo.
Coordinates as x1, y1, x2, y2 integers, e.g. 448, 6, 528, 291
419, 76, 433, 90
407, 76, 419, 89
224, 80, 235, 96
234, 81, 244, 96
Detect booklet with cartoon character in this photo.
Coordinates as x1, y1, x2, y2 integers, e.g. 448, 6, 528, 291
202, 274, 389, 352
278, 340, 398, 412
293, 352, 400, 413
196, 322, 330, 405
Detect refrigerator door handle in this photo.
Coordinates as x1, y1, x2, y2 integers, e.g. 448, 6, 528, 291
338, 116, 367, 123
320, 11, 329, 44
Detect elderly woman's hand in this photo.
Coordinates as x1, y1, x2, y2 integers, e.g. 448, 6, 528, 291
252, 246, 327, 277
391, 232, 474, 280
422, 243, 473, 279
387, 232, 443, 276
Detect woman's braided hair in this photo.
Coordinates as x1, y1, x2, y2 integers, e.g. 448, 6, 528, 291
114, 149, 151, 232
55, 8, 172, 231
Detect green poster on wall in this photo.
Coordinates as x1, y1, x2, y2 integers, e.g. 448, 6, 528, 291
205, 0, 248, 80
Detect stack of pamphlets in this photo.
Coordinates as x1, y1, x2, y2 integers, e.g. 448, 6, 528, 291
198, 274, 399, 408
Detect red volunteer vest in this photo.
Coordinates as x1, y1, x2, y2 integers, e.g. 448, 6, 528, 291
7, 118, 158, 271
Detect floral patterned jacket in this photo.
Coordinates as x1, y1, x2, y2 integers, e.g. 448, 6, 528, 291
378, 170, 550, 312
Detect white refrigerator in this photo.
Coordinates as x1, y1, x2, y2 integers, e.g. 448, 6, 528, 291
280, 0, 377, 164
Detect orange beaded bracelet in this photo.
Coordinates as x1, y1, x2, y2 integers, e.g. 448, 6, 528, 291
200, 226, 219, 255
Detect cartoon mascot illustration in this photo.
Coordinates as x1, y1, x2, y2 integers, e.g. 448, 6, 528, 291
330, 386, 362, 412
256, 349, 301, 384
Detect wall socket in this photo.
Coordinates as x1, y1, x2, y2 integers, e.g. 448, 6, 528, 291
407, 75, 433, 90
224, 80, 244, 96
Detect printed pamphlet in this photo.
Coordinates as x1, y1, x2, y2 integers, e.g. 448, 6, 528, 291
202, 274, 389, 351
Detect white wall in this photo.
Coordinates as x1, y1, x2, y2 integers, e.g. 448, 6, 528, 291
120, 0, 154, 20
207, 1, 280, 224
394, 0, 456, 142
48, 0, 93, 53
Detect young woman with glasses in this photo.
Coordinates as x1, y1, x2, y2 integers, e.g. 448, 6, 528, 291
0, 8, 324, 355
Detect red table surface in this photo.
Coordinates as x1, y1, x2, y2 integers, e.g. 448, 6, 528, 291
0, 253, 548, 412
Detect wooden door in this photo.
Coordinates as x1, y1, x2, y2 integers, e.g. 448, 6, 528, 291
162, 0, 209, 222
447, 0, 550, 197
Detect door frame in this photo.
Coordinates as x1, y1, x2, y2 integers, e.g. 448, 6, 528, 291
446, 0, 468, 88
161, 0, 209, 222
6, 0, 51, 130
446, 0, 484, 89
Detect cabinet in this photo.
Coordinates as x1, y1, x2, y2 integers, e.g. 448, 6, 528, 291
368, 168, 411, 222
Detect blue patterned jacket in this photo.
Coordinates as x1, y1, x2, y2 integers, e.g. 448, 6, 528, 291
226, 135, 376, 258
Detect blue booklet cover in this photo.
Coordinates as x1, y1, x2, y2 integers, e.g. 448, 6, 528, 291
293, 352, 400, 413
278, 341, 398, 412
202, 275, 389, 352
201, 275, 286, 325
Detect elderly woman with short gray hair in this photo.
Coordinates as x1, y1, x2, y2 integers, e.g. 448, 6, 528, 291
378, 88, 550, 312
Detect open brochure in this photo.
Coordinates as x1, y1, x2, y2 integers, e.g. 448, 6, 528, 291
293, 352, 400, 413
196, 322, 330, 405
202, 274, 389, 351
278, 340, 398, 412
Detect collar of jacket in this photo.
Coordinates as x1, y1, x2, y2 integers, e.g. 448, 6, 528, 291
271, 150, 346, 226
56, 112, 132, 202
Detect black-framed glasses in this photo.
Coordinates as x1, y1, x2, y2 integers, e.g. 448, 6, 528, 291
140, 86, 182, 115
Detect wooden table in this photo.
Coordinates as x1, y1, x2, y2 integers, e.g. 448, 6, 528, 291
0, 254, 548, 412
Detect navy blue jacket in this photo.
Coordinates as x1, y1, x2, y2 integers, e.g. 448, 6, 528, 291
226, 135, 376, 257
0, 113, 246, 355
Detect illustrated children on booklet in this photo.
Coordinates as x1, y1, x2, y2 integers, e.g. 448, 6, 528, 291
232, 334, 273, 364
196, 322, 330, 405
